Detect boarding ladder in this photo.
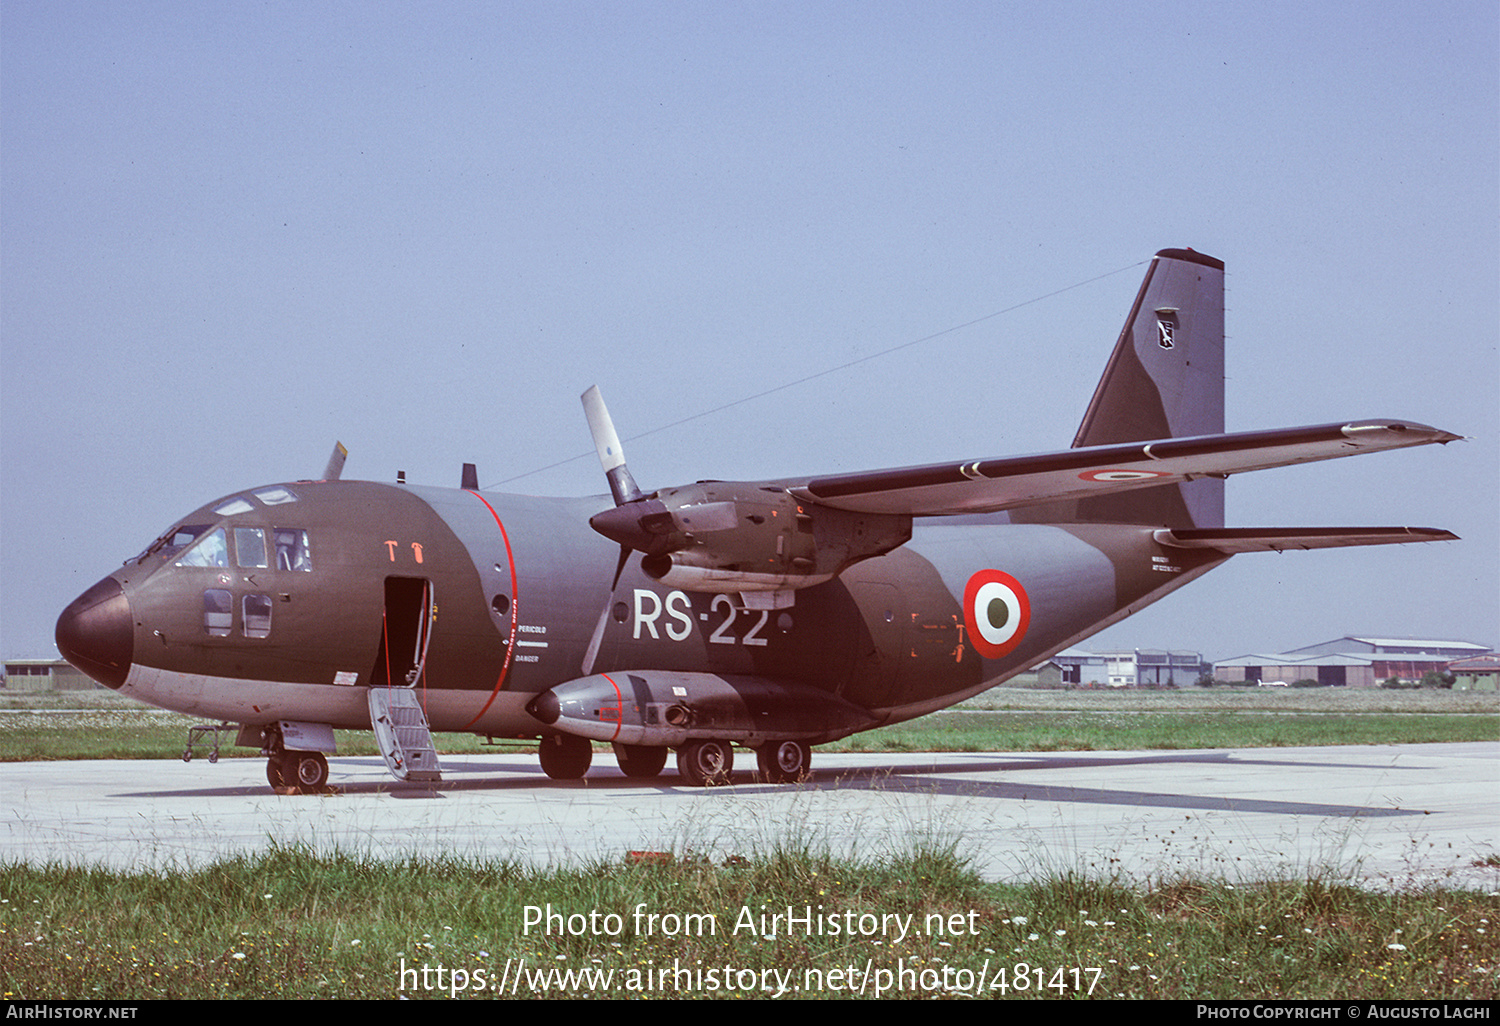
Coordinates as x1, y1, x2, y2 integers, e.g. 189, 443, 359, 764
368, 687, 443, 782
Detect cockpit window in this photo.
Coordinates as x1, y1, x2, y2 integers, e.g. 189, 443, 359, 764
175, 528, 229, 568
235, 528, 268, 569
214, 496, 255, 516
253, 486, 297, 505
131, 523, 213, 564
274, 528, 312, 571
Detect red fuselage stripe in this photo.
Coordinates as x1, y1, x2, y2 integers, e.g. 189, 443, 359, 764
599, 672, 624, 742
462, 490, 519, 729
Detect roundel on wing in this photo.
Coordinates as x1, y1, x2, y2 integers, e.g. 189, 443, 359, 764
963, 569, 1031, 660
1079, 469, 1171, 482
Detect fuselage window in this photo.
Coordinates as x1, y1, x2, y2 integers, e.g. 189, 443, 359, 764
235, 528, 268, 569
243, 594, 272, 638
203, 589, 232, 637
176, 528, 229, 568
274, 529, 312, 571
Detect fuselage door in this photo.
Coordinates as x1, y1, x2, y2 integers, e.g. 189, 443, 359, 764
372, 576, 434, 687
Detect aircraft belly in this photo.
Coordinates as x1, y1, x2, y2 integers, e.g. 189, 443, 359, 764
122, 664, 373, 729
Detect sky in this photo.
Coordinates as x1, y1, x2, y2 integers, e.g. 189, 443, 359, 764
3, 0, 1497, 664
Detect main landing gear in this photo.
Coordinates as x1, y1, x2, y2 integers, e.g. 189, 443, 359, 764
536, 736, 813, 786
756, 740, 812, 784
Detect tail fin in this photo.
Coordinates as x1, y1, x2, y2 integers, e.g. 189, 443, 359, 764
1016, 248, 1226, 529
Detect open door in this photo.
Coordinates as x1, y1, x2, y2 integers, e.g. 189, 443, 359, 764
368, 576, 442, 782
371, 576, 433, 687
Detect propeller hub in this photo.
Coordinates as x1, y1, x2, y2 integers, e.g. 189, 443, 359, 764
589, 499, 674, 554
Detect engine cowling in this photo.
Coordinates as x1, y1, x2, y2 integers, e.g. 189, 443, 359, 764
588, 483, 911, 594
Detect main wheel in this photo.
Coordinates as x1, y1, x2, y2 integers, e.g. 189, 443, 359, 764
539, 734, 592, 780
614, 743, 668, 778
757, 740, 811, 784
284, 750, 329, 790
676, 739, 734, 786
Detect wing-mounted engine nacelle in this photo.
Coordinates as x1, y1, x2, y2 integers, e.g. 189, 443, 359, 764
526, 670, 880, 747
588, 483, 911, 594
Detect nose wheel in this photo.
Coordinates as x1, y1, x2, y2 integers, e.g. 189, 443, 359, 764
267, 750, 329, 791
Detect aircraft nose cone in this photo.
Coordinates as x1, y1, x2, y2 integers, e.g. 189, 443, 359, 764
55, 576, 134, 689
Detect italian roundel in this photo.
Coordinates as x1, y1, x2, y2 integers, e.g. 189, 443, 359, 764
1078, 469, 1170, 482
963, 569, 1031, 660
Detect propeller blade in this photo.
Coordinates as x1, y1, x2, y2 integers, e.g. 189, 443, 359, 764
581, 545, 633, 676
323, 442, 348, 481
610, 543, 632, 591
581, 385, 644, 505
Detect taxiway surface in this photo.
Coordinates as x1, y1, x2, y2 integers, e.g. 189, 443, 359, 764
4, 743, 1497, 889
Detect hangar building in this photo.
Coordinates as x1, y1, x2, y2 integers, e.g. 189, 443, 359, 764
1214, 636, 1491, 687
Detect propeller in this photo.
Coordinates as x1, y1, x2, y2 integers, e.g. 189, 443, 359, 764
582, 385, 644, 506
579, 386, 644, 675
576, 385, 909, 606
323, 441, 348, 481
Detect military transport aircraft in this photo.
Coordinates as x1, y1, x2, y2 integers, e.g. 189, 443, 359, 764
55, 249, 1459, 791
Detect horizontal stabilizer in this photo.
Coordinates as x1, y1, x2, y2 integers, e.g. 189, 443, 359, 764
1153, 526, 1458, 553
792, 420, 1460, 517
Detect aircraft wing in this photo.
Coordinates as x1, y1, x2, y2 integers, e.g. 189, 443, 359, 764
789, 420, 1460, 516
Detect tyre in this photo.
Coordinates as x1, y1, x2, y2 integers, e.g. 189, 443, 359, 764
614, 743, 668, 778
284, 750, 328, 790
539, 734, 592, 780
757, 740, 811, 784
676, 739, 734, 786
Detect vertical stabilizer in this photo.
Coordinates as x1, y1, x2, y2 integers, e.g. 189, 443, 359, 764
1018, 248, 1226, 528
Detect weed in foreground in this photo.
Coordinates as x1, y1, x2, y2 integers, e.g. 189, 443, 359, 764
3, 840, 1497, 1000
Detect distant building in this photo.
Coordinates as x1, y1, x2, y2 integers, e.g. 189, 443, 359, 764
1283, 637, 1490, 660
1002, 660, 1066, 689
1215, 637, 1492, 687
2, 658, 96, 691
1054, 649, 1207, 688
1448, 655, 1500, 692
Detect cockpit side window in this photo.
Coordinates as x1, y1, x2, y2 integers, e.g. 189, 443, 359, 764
234, 528, 269, 569
176, 528, 229, 568
130, 523, 212, 564
274, 529, 312, 571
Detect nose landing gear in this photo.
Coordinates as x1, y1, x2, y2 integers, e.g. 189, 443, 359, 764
267, 749, 330, 791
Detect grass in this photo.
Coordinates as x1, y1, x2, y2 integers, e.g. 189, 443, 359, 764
2, 685, 1496, 762
4, 686, 1495, 1000
2, 844, 1495, 1000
